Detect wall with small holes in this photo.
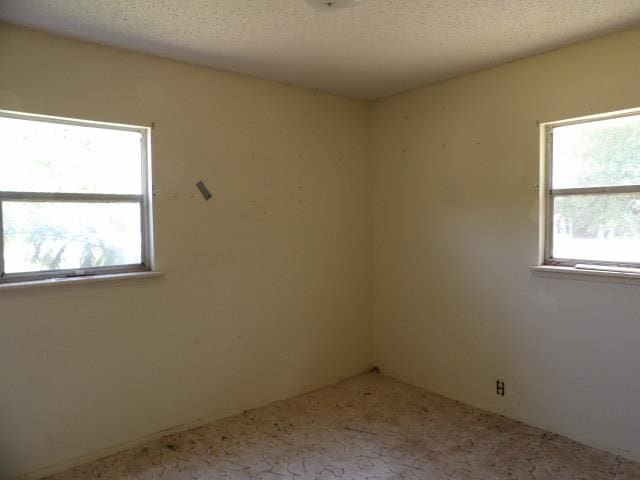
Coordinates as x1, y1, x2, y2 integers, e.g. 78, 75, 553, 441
0, 23, 371, 479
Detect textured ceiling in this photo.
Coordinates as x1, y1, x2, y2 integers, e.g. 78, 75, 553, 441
1, 0, 640, 99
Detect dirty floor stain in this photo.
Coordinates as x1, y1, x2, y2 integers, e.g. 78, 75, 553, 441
45, 373, 640, 479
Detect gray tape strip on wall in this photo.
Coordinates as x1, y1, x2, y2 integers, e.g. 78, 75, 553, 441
196, 180, 212, 201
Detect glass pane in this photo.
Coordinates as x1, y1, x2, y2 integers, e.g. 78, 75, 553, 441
552, 114, 640, 188
0, 116, 142, 194
552, 193, 640, 263
2, 202, 141, 274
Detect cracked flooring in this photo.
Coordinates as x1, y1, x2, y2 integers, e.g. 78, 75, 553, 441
45, 373, 640, 479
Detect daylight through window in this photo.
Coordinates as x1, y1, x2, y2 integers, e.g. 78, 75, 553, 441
541, 109, 640, 269
0, 110, 153, 283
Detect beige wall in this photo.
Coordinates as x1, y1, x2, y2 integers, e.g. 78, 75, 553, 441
371, 28, 640, 461
0, 24, 371, 479
4, 19, 640, 480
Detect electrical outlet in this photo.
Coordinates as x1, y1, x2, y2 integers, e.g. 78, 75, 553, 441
496, 380, 505, 396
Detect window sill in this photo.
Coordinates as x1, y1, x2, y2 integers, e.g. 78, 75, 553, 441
530, 265, 640, 283
0, 271, 163, 291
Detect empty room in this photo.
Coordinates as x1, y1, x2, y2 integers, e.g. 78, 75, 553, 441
2, 1, 640, 478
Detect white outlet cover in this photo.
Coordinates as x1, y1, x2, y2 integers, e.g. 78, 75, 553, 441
304, 0, 362, 12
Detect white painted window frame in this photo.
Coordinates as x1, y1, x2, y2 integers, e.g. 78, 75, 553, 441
0, 110, 155, 285
538, 107, 640, 273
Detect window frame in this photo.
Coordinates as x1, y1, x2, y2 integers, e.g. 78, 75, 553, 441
539, 107, 640, 270
0, 109, 155, 284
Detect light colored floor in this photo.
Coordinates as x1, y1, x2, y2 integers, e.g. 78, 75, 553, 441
45, 373, 640, 479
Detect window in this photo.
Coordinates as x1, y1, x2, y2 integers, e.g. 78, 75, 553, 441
0, 110, 154, 284
540, 108, 640, 271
